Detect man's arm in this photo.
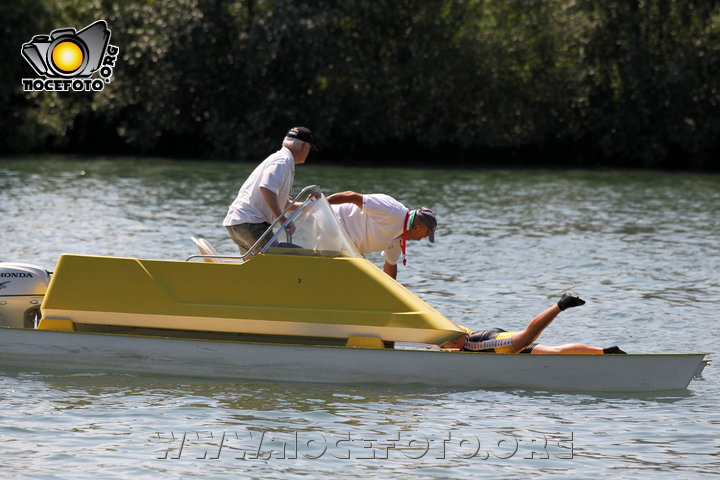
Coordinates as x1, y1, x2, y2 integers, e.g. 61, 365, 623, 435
326, 191, 363, 209
383, 261, 397, 279
260, 187, 295, 234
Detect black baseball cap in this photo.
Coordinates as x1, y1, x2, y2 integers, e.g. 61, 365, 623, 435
286, 126, 319, 151
414, 207, 437, 242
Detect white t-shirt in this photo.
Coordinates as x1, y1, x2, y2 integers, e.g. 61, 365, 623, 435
223, 147, 295, 226
331, 194, 409, 265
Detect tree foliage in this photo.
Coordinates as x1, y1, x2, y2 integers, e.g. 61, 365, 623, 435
2, 0, 719, 168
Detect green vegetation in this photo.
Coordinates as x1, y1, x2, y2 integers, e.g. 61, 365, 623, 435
2, 0, 719, 168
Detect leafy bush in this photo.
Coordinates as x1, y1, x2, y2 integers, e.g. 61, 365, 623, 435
2, 0, 718, 168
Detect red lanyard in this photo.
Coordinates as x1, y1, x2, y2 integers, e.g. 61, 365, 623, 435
401, 210, 409, 265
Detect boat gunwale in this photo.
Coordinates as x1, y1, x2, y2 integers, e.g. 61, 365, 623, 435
0, 325, 709, 357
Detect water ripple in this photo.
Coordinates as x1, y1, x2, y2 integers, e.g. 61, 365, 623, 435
0, 158, 718, 479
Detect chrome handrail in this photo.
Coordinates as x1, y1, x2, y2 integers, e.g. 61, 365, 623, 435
185, 185, 322, 262
260, 194, 319, 253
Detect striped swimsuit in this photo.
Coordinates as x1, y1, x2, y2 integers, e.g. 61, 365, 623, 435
463, 328, 537, 354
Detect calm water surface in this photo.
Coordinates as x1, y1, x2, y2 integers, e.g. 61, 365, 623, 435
1, 157, 718, 479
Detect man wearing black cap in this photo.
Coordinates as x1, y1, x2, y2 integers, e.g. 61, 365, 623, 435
223, 126, 318, 255
326, 191, 437, 279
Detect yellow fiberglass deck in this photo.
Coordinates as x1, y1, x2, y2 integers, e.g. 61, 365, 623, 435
40, 253, 464, 344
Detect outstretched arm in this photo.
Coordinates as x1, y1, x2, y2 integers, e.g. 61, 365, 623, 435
383, 261, 397, 279
326, 191, 363, 208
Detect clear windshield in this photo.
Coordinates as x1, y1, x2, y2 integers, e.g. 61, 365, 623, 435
263, 194, 361, 258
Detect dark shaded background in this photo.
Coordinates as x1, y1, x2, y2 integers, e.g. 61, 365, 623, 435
2, 0, 719, 168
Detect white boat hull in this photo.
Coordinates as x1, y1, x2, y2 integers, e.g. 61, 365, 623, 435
0, 328, 707, 392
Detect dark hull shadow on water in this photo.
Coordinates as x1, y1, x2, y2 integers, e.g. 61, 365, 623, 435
0, 365, 700, 403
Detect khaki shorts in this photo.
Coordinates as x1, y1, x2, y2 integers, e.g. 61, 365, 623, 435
226, 222, 272, 255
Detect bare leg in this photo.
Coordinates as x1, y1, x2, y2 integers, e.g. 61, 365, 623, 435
530, 343, 603, 354
509, 293, 586, 353
510, 305, 561, 353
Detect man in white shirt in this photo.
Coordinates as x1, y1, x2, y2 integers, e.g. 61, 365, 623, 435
224, 126, 317, 254
327, 191, 437, 279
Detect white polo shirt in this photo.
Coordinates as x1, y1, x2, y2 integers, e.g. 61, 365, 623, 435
331, 194, 409, 265
223, 147, 295, 226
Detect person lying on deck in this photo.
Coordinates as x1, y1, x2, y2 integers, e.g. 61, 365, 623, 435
436, 293, 627, 354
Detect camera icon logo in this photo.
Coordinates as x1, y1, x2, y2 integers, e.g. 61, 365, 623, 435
21, 20, 119, 92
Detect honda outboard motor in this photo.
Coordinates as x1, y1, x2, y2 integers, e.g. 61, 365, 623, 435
0, 263, 51, 328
